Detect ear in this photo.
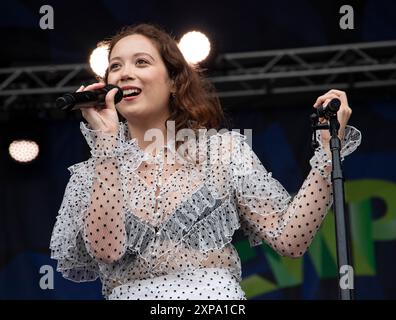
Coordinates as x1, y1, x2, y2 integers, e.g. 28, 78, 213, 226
170, 78, 176, 93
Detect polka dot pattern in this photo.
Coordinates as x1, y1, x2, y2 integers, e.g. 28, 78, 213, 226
50, 121, 361, 299
108, 268, 246, 300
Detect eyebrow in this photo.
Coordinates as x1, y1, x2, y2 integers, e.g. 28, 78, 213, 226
109, 52, 155, 62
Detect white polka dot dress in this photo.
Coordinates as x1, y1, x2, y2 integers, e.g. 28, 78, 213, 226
50, 121, 361, 299
108, 268, 246, 300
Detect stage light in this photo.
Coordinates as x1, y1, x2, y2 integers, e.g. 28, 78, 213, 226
89, 43, 109, 78
178, 31, 211, 64
9, 140, 39, 163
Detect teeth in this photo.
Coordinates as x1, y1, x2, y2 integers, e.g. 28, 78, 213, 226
123, 88, 141, 95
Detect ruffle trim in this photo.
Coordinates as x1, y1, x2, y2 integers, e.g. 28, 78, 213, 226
310, 125, 362, 179
50, 158, 106, 282
80, 121, 144, 158
122, 183, 227, 257
50, 180, 242, 285
182, 199, 240, 252
91, 184, 242, 285
50, 233, 100, 282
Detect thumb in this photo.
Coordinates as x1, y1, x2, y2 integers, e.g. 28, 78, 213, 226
105, 87, 121, 110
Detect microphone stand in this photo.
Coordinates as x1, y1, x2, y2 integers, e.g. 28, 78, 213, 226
310, 112, 354, 300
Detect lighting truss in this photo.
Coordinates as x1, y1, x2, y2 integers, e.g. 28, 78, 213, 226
1, 40, 396, 112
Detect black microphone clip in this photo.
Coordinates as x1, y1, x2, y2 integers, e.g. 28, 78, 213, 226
316, 98, 341, 119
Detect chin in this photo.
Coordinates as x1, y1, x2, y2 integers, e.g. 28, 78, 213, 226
121, 108, 149, 121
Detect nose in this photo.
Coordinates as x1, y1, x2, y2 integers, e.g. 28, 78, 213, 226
120, 63, 136, 81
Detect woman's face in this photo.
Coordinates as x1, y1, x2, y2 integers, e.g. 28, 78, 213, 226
107, 34, 174, 122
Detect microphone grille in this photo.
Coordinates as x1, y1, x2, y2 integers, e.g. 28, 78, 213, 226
329, 98, 341, 111
56, 93, 75, 110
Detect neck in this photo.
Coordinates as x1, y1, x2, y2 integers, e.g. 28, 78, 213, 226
126, 112, 174, 156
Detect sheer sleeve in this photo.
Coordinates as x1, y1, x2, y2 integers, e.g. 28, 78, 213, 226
49, 121, 144, 282
227, 125, 361, 257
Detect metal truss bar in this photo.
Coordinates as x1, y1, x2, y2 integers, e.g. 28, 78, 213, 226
216, 79, 396, 98
258, 54, 284, 73
56, 67, 85, 87
0, 64, 89, 74
221, 40, 396, 60
210, 63, 396, 83
26, 71, 47, 87
0, 70, 22, 90
0, 86, 79, 96
1, 41, 396, 110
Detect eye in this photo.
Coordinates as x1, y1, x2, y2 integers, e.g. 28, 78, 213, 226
109, 63, 121, 71
136, 59, 149, 65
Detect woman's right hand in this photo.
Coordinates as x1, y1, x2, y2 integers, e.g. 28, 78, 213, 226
78, 82, 120, 135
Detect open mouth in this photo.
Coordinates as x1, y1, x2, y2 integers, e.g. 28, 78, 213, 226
123, 88, 142, 98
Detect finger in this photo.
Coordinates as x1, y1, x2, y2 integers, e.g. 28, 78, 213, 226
104, 88, 119, 110
316, 98, 332, 124
328, 89, 346, 97
328, 89, 349, 106
322, 97, 334, 107
76, 85, 84, 93
313, 93, 338, 108
314, 94, 331, 107
83, 82, 106, 92
81, 106, 100, 126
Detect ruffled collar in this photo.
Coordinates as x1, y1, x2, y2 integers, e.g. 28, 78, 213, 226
118, 121, 192, 164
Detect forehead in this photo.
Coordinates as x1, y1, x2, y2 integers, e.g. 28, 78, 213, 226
110, 34, 159, 59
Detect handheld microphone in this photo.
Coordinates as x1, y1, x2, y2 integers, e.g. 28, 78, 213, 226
56, 84, 123, 111
317, 98, 341, 119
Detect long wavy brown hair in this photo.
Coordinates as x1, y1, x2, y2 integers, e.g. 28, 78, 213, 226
99, 23, 231, 138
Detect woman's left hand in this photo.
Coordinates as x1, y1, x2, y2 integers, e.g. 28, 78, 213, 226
313, 89, 352, 152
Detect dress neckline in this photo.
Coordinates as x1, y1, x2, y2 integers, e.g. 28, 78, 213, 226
119, 121, 205, 165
